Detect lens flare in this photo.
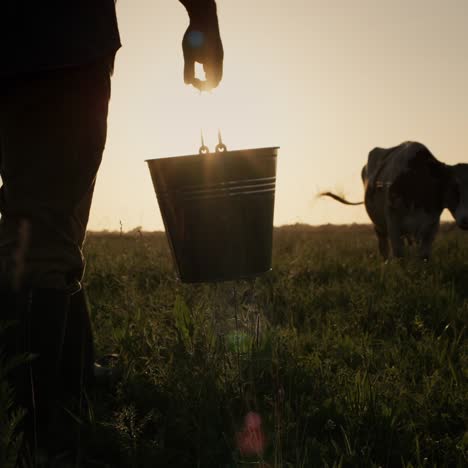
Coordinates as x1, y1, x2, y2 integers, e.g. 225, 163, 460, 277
236, 412, 266, 456
226, 331, 249, 353
187, 30, 204, 48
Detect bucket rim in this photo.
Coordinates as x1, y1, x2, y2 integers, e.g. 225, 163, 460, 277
145, 146, 280, 163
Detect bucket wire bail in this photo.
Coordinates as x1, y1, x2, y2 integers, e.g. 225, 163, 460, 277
199, 129, 228, 155
199, 129, 210, 155
215, 129, 227, 153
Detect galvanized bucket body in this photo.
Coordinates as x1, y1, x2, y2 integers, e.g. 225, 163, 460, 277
147, 147, 278, 283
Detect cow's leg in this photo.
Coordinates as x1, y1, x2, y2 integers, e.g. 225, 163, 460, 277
419, 220, 439, 260
375, 228, 389, 260
389, 230, 404, 258
385, 191, 405, 258
386, 216, 404, 258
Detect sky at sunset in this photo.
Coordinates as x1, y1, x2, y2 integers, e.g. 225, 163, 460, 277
89, 0, 468, 231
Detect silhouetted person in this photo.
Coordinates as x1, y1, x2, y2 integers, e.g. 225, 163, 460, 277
0, 0, 223, 453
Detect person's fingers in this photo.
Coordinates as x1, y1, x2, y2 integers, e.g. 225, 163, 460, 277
204, 27, 223, 87
191, 78, 206, 91
203, 57, 223, 90
183, 56, 195, 85
182, 29, 197, 85
182, 26, 223, 91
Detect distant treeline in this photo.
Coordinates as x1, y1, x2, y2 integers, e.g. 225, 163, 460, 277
87, 221, 459, 237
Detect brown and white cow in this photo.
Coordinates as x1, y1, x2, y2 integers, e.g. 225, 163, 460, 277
320, 141, 468, 259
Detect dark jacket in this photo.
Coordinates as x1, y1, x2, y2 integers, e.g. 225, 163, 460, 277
0, 1, 121, 76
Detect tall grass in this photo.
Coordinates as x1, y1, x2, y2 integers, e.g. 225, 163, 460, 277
0, 324, 26, 468
3, 224, 467, 466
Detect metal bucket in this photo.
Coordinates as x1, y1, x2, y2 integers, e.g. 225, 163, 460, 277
146, 147, 279, 282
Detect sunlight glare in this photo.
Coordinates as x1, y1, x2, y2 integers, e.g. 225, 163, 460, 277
158, 56, 277, 157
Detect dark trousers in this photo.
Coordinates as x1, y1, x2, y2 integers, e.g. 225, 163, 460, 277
0, 59, 112, 445
0, 58, 112, 291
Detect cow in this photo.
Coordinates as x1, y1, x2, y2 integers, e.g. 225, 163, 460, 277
320, 141, 468, 259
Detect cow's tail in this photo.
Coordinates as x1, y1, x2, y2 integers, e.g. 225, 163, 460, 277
318, 191, 364, 206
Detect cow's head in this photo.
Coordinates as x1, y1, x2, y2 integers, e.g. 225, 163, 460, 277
446, 164, 468, 230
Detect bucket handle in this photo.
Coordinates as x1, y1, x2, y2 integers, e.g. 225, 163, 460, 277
215, 142, 227, 153
198, 130, 228, 155
216, 129, 227, 153
199, 144, 210, 154
199, 130, 210, 154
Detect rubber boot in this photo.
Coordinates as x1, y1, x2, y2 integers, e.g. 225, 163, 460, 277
0, 288, 70, 451
25, 289, 70, 450
0, 288, 29, 365
60, 288, 96, 399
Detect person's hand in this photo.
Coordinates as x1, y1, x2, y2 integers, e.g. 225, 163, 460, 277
180, 1, 224, 91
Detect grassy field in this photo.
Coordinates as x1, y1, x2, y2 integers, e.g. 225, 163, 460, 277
2, 224, 468, 467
